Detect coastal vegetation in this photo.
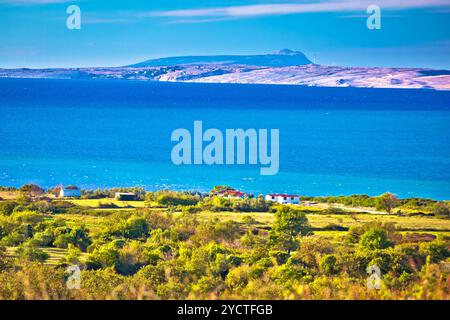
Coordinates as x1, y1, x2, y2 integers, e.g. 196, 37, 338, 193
0, 185, 449, 300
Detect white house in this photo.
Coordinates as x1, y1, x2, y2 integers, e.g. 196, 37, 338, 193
59, 186, 81, 198
265, 194, 299, 204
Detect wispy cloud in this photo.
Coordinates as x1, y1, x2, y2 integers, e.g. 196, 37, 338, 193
163, 17, 239, 25
150, 0, 450, 20
82, 17, 132, 25
0, 0, 76, 6
338, 14, 403, 19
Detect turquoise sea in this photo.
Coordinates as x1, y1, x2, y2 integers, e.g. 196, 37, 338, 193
0, 78, 449, 199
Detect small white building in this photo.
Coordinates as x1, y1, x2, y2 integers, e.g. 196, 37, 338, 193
265, 194, 299, 204
115, 192, 136, 201
59, 186, 81, 198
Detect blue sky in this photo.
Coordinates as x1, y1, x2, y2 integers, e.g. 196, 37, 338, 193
0, 0, 449, 68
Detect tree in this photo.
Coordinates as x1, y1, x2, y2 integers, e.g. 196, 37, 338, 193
270, 206, 310, 254
359, 227, 393, 251
53, 226, 91, 250
16, 244, 49, 263
419, 241, 450, 263
319, 254, 340, 275
118, 216, 148, 239
0, 201, 17, 216
0, 246, 11, 271
210, 185, 233, 195
19, 184, 44, 197
85, 242, 121, 270
433, 202, 449, 218
66, 244, 82, 264
376, 192, 398, 214
151, 191, 199, 207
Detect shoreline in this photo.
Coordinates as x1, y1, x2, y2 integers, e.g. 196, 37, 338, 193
1, 75, 450, 92
1, 184, 449, 202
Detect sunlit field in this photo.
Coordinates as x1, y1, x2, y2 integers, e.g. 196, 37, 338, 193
0, 186, 449, 300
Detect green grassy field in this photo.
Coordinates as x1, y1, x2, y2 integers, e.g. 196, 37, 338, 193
65, 198, 146, 208
1, 190, 449, 300
54, 198, 450, 236
3, 203, 442, 271
196, 210, 450, 232
10, 209, 448, 269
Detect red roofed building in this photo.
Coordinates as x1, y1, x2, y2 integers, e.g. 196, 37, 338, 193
217, 189, 248, 199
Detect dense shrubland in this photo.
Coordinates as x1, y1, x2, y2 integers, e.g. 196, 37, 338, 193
0, 186, 449, 299
80, 187, 146, 200
301, 193, 449, 216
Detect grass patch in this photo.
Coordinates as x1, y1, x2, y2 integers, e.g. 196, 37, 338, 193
6, 247, 88, 266
65, 198, 145, 208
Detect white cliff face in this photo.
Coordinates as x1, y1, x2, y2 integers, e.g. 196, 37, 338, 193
185, 64, 450, 90
1, 64, 449, 90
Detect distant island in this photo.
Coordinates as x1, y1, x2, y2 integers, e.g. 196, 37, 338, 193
1, 49, 449, 90
128, 49, 312, 68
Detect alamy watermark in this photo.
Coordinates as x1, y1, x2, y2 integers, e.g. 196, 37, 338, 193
366, 264, 382, 290
66, 5, 81, 30
64, 5, 379, 31
66, 264, 81, 290
367, 5, 381, 30
171, 121, 279, 175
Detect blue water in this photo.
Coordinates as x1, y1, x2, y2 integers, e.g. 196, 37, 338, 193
0, 78, 449, 199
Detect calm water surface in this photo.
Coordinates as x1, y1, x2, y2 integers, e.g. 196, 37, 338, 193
0, 78, 449, 199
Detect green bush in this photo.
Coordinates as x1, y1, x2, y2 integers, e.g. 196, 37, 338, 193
0, 229, 28, 246
116, 216, 148, 239
66, 244, 83, 264
359, 228, 393, 251
347, 221, 396, 244
269, 250, 290, 265
29, 230, 54, 247
85, 241, 122, 270
433, 203, 450, 218
242, 215, 257, 225
419, 241, 450, 263
53, 227, 91, 250
19, 184, 44, 196
269, 264, 307, 285
11, 211, 44, 224
147, 191, 199, 207
225, 265, 250, 289
182, 205, 201, 215
0, 201, 17, 216
319, 254, 340, 275
16, 245, 49, 263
